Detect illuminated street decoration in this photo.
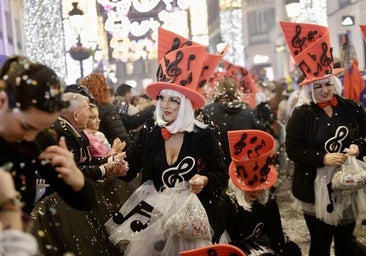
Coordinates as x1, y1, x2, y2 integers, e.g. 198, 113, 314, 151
219, 0, 244, 66
23, 0, 66, 79
97, 0, 192, 62
290, 0, 327, 25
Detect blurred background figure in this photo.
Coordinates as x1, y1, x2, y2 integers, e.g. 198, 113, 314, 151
113, 83, 140, 115
203, 77, 264, 167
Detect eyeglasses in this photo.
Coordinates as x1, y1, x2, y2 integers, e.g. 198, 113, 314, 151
313, 81, 334, 90
156, 95, 181, 105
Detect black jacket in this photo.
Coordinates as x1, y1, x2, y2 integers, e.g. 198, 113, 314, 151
0, 134, 96, 213
286, 95, 366, 202
203, 100, 264, 167
219, 190, 286, 255
51, 116, 107, 181
98, 103, 155, 148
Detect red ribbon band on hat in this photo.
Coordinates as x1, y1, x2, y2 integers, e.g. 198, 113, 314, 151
317, 96, 338, 108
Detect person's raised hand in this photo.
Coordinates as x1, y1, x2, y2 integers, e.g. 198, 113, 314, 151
38, 136, 85, 191
111, 138, 126, 153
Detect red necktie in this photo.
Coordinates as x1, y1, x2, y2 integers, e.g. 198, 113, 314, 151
317, 96, 338, 108
161, 127, 172, 140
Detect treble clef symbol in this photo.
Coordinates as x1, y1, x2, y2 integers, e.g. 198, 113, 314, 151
325, 126, 348, 153
234, 133, 247, 155
166, 50, 183, 82
320, 42, 332, 67
292, 24, 306, 55
162, 157, 194, 187
259, 157, 272, 183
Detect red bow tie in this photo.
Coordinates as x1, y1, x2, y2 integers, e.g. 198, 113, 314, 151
161, 127, 172, 140
317, 96, 338, 108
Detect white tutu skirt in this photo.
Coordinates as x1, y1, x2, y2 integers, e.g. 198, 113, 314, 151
105, 181, 212, 255
314, 166, 366, 225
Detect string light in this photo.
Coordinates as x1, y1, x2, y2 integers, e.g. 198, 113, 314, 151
23, 0, 67, 80
98, 0, 192, 62
220, 8, 245, 67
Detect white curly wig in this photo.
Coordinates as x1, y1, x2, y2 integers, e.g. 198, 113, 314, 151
296, 75, 343, 106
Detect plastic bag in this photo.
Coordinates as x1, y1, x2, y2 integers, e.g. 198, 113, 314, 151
165, 193, 212, 241
332, 155, 366, 193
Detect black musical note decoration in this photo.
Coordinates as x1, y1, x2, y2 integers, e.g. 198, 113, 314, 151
249, 136, 258, 144
306, 30, 318, 42
168, 37, 193, 55
298, 60, 312, 75
259, 157, 272, 183
187, 54, 196, 70
198, 79, 207, 88
170, 37, 180, 52
291, 24, 307, 55
234, 133, 247, 155
112, 200, 154, 232
248, 173, 258, 186
326, 182, 334, 213
180, 73, 193, 86
236, 166, 247, 178
320, 42, 332, 68
165, 50, 184, 82
314, 63, 322, 77
308, 52, 316, 61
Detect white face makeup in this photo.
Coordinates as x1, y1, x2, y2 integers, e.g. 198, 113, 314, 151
157, 94, 181, 123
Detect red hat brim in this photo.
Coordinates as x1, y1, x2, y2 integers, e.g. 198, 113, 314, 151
298, 68, 344, 86
229, 162, 277, 192
146, 81, 205, 109
179, 244, 247, 256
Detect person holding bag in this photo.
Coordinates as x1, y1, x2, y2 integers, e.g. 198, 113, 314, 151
105, 27, 228, 255
281, 21, 366, 256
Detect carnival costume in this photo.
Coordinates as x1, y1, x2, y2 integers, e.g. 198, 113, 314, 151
105, 27, 228, 255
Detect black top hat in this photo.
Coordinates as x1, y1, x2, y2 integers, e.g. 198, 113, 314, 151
64, 84, 95, 103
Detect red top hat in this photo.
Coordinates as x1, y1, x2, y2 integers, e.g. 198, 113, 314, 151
157, 27, 203, 64
147, 27, 226, 109
199, 44, 228, 88
179, 244, 246, 256
227, 130, 277, 192
280, 21, 343, 86
360, 25, 366, 41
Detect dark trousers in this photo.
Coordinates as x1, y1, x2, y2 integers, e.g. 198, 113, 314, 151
304, 214, 356, 256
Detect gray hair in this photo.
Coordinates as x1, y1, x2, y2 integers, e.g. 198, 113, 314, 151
60, 92, 89, 116
155, 89, 206, 133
